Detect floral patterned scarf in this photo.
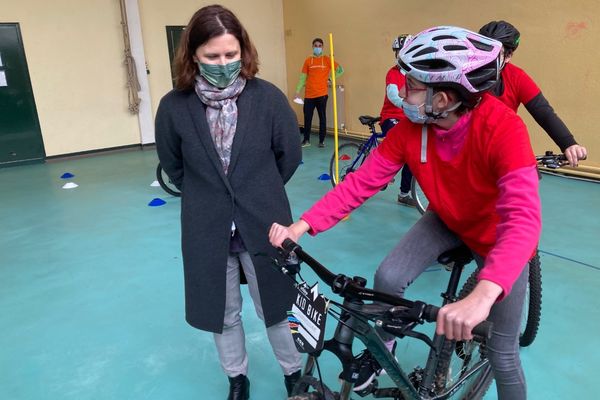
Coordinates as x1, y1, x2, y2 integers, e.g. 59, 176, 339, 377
194, 75, 246, 174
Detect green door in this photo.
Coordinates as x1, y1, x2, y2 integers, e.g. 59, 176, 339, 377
0, 23, 45, 166
165, 26, 186, 88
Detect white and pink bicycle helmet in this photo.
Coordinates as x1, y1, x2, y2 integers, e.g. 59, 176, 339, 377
398, 26, 502, 104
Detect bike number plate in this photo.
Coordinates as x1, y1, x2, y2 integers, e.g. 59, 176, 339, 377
287, 282, 327, 353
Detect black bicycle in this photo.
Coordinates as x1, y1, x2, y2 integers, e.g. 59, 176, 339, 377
277, 239, 495, 400
156, 163, 181, 197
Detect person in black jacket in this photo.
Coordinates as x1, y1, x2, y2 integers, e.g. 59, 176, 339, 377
155, 5, 302, 400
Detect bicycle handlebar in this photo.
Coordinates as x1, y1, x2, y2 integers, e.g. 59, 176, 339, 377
537, 151, 587, 169
281, 239, 493, 340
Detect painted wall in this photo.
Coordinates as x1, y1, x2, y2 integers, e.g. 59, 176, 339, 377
283, 0, 600, 164
1, 0, 139, 156
139, 0, 289, 118
1, 0, 288, 156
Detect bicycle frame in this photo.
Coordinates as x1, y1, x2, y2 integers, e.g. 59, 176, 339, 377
282, 240, 492, 400
346, 124, 385, 171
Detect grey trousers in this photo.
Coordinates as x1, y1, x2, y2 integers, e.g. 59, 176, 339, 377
374, 211, 527, 400
213, 251, 303, 377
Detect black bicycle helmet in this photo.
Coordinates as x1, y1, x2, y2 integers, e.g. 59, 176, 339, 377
479, 20, 520, 51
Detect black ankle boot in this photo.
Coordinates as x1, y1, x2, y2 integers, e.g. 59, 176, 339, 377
284, 370, 302, 396
227, 374, 249, 400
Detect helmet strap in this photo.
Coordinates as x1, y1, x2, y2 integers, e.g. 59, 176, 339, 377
424, 87, 462, 119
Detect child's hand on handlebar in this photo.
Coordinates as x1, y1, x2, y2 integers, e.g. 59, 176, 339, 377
436, 280, 501, 341
269, 220, 311, 248
564, 144, 587, 167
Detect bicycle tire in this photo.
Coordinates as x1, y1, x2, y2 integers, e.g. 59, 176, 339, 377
520, 251, 542, 347
290, 375, 337, 400
329, 143, 367, 187
410, 177, 427, 215
433, 273, 493, 399
156, 163, 181, 197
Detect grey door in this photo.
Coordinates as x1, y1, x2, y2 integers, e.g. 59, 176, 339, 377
0, 23, 45, 166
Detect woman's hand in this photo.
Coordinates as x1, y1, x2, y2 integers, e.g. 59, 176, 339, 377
269, 220, 311, 248
564, 144, 587, 167
436, 280, 502, 341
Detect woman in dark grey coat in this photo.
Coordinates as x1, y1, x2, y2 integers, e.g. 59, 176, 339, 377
155, 5, 302, 400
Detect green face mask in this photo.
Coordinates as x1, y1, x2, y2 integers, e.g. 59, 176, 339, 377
197, 60, 242, 89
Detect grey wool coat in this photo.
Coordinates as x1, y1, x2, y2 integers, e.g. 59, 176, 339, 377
155, 78, 302, 333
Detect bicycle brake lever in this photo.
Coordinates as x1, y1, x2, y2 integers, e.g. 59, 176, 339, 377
380, 320, 436, 351
403, 330, 436, 351
264, 252, 300, 280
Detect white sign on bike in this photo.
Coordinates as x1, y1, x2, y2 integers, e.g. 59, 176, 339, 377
287, 282, 327, 353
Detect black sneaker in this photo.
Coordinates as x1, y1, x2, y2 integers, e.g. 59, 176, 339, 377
397, 194, 417, 207
318, 142, 325, 148
352, 350, 381, 391
301, 140, 311, 148
284, 370, 302, 396
353, 342, 396, 392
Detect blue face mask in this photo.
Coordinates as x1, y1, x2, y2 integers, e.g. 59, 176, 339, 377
400, 99, 430, 124
313, 47, 323, 56
400, 92, 462, 124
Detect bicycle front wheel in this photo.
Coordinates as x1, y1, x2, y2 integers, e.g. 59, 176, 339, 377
290, 375, 337, 400
329, 143, 367, 187
410, 177, 428, 215
156, 163, 181, 197
520, 251, 542, 347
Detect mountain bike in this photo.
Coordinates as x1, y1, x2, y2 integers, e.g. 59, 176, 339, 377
156, 163, 181, 197
277, 239, 495, 400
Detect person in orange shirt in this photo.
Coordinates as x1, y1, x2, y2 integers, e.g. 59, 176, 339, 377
294, 38, 344, 147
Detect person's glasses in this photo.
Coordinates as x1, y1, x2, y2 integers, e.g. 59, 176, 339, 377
404, 79, 427, 96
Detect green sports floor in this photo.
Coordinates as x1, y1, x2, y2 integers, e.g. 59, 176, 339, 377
1, 136, 599, 399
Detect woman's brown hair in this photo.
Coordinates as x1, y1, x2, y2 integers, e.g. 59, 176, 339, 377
173, 4, 259, 91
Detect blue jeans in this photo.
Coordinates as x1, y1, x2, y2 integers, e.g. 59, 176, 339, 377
374, 211, 527, 399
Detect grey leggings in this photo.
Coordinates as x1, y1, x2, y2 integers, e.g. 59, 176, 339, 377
375, 211, 527, 400
213, 251, 303, 377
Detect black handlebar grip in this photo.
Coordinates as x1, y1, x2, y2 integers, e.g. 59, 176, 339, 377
281, 238, 300, 253
424, 305, 493, 341
472, 320, 493, 340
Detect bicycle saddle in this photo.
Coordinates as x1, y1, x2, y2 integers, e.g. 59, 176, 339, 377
437, 244, 474, 266
358, 115, 381, 125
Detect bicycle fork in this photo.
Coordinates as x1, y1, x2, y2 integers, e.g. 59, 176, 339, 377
419, 261, 465, 396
